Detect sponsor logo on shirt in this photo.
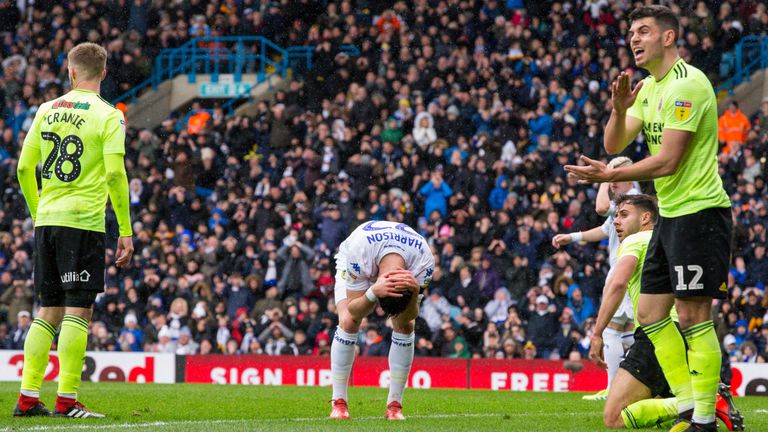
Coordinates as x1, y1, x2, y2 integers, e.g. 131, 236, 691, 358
52, 100, 91, 110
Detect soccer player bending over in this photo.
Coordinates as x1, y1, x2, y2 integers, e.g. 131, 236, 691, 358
552, 156, 639, 401
589, 195, 742, 431
567, 5, 733, 431
14, 42, 134, 418
330, 221, 434, 420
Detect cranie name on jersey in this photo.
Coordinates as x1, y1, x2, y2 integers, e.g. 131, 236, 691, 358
643, 121, 664, 146
52, 100, 91, 110
45, 111, 86, 129
365, 232, 423, 251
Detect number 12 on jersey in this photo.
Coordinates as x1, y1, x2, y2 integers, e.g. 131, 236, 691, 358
41, 132, 84, 182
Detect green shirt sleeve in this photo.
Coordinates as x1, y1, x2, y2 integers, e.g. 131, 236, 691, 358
104, 153, 132, 237
662, 78, 710, 133
17, 110, 44, 220
617, 234, 643, 260
102, 109, 126, 155
17, 142, 41, 221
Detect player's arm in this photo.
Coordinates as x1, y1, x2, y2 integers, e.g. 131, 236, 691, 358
604, 111, 644, 155
17, 109, 44, 220
17, 142, 41, 221
105, 153, 134, 268
604, 72, 644, 154
103, 110, 133, 267
551, 226, 607, 248
397, 270, 425, 322
567, 130, 690, 183
571, 77, 704, 182
589, 254, 636, 369
347, 270, 418, 322
595, 182, 611, 216
607, 129, 690, 181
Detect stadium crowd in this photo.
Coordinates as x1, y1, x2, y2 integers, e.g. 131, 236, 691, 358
0, 0, 767, 365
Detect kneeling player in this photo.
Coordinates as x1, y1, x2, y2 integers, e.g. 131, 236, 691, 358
589, 195, 743, 430
329, 221, 434, 420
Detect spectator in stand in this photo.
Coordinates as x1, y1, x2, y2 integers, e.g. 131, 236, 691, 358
524, 295, 559, 359
1, 281, 33, 326
361, 325, 388, 357
719, 100, 751, 153
6, 311, 31, 350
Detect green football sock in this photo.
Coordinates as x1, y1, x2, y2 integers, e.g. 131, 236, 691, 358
621, 398, 677, 429
57, 315, 89, 399
643, 317, 694, 414
20, 318, 57, 396
683, 320, 720, 425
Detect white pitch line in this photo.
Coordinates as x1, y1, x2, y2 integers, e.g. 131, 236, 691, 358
7, 409, 766, 432
3, 412, 586, 431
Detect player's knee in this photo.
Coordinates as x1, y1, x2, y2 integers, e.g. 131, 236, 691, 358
392, 319, 414, 334
339, 315, 361, 334
635, 307, 659, 327
674, 300, 710, 329
603, 408, 624, 429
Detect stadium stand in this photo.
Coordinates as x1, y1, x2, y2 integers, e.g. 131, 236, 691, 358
0, 0, 767, 365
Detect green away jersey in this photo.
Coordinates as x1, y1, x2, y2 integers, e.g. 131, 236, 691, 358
627, 59, 731, 218
22, 89, 126, 233
617, 229, 678, 326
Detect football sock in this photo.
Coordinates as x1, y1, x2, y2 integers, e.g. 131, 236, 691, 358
683, 320, 720, 425
387, 331, 415, 405
603, 328, 624, 389
643, 317, 694, 414
331, 327, 357, 402
57, 315, 89, 403
621, 397, 677, 429
19, 318, 56, 409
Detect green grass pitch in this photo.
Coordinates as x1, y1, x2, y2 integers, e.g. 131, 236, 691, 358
0, 382, 765, 431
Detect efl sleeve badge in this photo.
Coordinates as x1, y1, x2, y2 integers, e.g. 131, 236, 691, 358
674, 100, 692, 121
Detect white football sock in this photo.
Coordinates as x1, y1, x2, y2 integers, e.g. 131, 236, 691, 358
387, 331, 415, 405
603, 328, 624, 389
331, 327, 357, 402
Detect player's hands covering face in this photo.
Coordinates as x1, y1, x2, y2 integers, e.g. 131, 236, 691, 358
372, 270, 419, 297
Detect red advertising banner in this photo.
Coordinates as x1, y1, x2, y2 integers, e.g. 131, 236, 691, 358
352, 357, 469, 389
0, 351, 175, 383
186, 354, 332, 386
185, 355, 468, 388
469, 359, 606, 392
184, 355, 600, 391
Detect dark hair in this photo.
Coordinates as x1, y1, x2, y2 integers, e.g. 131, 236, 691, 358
379, 290, 414, 316
628, 5, 680, 40
615, 194, 659, 224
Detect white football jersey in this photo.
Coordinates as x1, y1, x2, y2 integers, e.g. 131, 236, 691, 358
600, 188, 640, 324
335, 221, 434, 296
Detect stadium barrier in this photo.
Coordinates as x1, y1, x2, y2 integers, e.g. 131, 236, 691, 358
1, 351, 766, 395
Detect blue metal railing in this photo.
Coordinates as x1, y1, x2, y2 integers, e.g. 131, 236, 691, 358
716, 36, 768, 96
113, 36, 359, 106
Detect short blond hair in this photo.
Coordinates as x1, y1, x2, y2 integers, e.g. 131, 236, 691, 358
67, 42, 107, 81
607, 156, 633, 169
